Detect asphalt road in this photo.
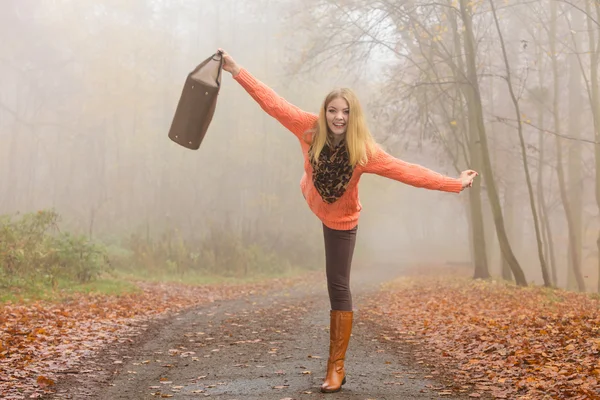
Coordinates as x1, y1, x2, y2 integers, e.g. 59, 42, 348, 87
45, 265, 466, 400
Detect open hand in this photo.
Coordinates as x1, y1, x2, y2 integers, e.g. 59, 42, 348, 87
218, 48, 241, 77
460, 169, 478, 190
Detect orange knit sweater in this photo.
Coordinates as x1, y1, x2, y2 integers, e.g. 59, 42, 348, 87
234, 68, 463, 230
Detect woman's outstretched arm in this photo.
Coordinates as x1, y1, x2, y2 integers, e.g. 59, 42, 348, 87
362, 146, 477, 193
220, 49, 317, 139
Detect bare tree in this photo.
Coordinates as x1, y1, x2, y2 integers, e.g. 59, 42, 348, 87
489, 0, 551, 287
549, 1, 586, 291
458, 0, 527, 286
585, 0, 600, 292
566, 7, 585, 290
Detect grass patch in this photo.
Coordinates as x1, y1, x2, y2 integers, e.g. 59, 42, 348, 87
0, 267, 313, 305
0, 277, 140, 304
60, 278, 140, 296
112, 266, 312, 287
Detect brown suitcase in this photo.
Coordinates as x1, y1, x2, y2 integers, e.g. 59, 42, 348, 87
168, 51, 223, 150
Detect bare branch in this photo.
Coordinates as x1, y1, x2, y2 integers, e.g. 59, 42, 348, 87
555, 0, 600, 26
491, 114, 600, 145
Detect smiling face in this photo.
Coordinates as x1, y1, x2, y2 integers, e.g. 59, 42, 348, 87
310, 87, 375, 168
325, 97, 349, 139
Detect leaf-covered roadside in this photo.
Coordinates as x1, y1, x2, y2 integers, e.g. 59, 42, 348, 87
0, 275, 314, 399
362, 275, 600, 400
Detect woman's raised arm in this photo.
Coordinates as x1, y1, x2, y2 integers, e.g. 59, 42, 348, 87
220, 49, 317, 139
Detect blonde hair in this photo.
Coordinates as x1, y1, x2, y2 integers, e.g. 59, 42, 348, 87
306, 88, 377, 167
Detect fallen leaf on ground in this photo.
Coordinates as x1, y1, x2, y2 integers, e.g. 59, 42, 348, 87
0, 274, 318, 398
362, 269, 600, 399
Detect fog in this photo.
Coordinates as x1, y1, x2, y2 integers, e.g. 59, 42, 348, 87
2, 0, 599, 291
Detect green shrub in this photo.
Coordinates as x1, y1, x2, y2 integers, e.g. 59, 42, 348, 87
0, 210, 110, 287
0, 209, 319, 289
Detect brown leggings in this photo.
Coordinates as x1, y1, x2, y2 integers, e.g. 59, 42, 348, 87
322, 224, 358, 312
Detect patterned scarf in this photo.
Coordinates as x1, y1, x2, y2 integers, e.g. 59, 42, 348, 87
310, 139, 354, 204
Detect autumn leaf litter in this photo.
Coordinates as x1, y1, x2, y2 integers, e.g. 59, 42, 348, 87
0, 277, 305, 399
362, 274, 600, 399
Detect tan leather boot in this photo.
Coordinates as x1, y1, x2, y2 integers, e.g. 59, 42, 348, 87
321, 310, 353, 393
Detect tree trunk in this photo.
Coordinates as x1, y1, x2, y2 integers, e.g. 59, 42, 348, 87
535, 37, 558, 286
459, 0, 527, 286
542, 200, 559, 286
486, 69, 501, 277
468, 172, 490, 279
551, 1, 586, 291
501, 177, 515, 281
585, 0, 600, 293
448, 3, 490, 279
567, 8, 584, 290
489, 0, 551, 287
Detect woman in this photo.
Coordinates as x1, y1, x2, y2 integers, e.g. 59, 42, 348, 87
218, 49, 478, 393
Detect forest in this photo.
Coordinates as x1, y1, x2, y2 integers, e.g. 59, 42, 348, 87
2, 0, 600, 291
2, 1, 600, 399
